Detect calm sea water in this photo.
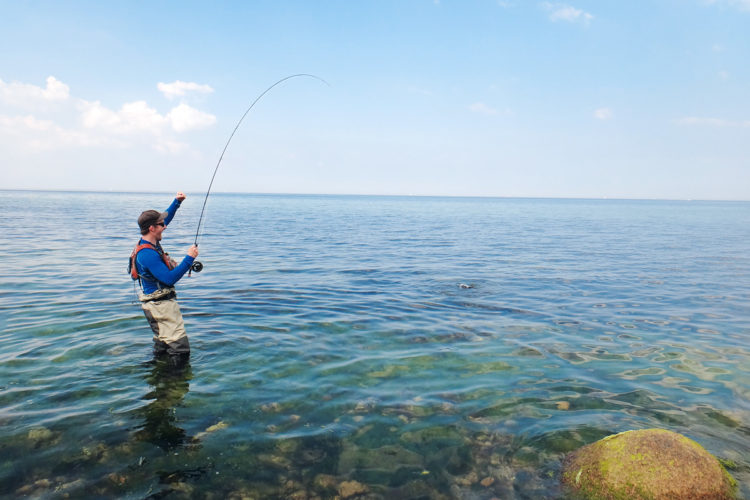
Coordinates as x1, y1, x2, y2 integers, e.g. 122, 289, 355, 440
1, 190, 749, 499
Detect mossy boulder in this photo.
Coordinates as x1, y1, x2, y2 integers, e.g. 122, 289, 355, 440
562, 429, 736, 499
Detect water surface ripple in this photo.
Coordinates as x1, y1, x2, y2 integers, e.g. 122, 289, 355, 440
1, 191, 749, 498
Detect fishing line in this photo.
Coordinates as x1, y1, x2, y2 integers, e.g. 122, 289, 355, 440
190, 73, 329, 274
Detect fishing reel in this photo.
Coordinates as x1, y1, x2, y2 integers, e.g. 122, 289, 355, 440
191, 261, 203, 273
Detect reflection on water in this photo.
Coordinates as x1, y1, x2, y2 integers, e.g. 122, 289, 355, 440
135, 356, 193, 452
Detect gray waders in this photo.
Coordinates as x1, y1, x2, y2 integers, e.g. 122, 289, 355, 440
140, 287, 190, 356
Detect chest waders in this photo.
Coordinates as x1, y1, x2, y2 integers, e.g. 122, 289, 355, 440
128, 242, 190, 357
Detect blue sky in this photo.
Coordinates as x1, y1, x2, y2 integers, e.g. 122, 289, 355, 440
1, 1, 748, 199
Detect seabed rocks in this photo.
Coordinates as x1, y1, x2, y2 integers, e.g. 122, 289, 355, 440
562, 428, 737, 499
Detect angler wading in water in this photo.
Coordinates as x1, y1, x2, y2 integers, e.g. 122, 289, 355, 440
125, 75, 326, 363
129, 192, 199, 362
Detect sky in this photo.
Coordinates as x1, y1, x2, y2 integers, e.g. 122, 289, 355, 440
1, 0, 748, 200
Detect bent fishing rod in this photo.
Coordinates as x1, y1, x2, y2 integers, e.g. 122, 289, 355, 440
189, 73, 329, 275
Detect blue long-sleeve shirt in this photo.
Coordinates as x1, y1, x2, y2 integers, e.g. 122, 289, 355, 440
136, 198, 195, 294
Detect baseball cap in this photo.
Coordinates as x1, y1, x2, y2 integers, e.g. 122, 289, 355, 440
138, 210, 167, 232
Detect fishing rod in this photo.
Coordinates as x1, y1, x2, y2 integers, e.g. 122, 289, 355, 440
189, 73, 329, 275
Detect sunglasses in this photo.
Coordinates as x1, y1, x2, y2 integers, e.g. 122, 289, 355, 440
154, 222, 166, 227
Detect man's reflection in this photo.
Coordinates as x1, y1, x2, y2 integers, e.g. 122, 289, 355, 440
135, 355, 192, 451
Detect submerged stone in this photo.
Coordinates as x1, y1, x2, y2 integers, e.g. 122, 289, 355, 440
338, 480, 368, 498
562, 428, 737, 499
313, 473, 338, 491
27, 427, 54, 441
338, 443, 423, 474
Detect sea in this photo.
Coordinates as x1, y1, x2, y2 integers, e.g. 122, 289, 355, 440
1, 190, 748, 499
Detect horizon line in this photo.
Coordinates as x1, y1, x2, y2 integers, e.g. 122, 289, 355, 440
1, 188, 747, 203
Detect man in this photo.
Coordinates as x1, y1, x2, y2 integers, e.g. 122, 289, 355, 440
131, 191, 199, 359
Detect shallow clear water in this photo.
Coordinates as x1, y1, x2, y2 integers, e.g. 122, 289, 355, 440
1, 191, 749, 498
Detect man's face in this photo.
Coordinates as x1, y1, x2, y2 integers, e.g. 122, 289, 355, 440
151, 221, 166, 241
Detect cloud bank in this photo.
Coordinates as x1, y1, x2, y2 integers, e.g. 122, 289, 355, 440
0, 76, 70, 109
0, 76, 216, 152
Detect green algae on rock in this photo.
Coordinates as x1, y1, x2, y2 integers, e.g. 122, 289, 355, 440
562, 429, 737, 499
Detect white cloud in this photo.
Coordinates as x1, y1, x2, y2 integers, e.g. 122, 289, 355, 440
541, 2, 594, 24
167, 103, 217, 132
0, 114, 54, 132
469, 102, 498, 115
81, 100, 168, 134
0, 114, 107, 149
594, 107, 613, 120
157, 80, 214, 100
0, 76, 216, 153
80, 100, 215, 134
77, 99, 215, 148
676, 117, 750, 127
0, 76, 70, 108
